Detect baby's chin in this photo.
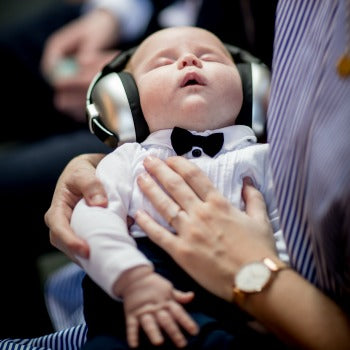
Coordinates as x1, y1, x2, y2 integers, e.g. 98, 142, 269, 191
179, 100, 236, 128
146, 106, 236, 132
178, 112, 236, 132
170, 116, 234, 132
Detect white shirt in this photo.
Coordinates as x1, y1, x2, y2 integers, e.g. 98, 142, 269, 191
83, 0, 154, 42
71, 125, 287, 299
83, 0, 202, 42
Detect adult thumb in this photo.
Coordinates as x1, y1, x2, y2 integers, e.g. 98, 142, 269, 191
242, 177, 269, 222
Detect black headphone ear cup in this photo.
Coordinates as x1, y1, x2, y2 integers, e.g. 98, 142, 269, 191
87, 71, 149, 146
102, 47, 137, 75
235, 63, 253, 128
117, 72, 149, 142
86, 46, 149, 147
225, 44, 270, 142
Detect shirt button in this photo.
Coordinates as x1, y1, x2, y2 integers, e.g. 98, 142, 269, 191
192, 148, 202, 157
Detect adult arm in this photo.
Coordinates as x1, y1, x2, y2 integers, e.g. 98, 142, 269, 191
44, 153, 107, 262
135, 155, 350, 350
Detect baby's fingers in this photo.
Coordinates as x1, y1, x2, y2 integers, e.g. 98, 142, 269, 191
126, 316, 139, 348
140, 313, 164, 346
169, 298, 199, 336
173, 289, 195, 304
156, 310, 188, 348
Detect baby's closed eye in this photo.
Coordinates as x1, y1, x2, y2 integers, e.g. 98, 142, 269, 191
153, 57, 175, 68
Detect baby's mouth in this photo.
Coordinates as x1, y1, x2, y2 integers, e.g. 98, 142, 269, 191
180, 72, 206, 87
184, 79, 199, 86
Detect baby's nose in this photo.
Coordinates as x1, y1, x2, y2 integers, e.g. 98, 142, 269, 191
178, 53, 202, 69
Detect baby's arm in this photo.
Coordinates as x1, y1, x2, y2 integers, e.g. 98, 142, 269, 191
114, 265, 198, 348
71, 145, 198, 347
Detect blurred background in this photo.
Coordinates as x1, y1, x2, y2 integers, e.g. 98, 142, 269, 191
0, 0, 59, 26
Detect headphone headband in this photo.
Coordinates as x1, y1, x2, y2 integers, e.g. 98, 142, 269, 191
86, 44, 270, 148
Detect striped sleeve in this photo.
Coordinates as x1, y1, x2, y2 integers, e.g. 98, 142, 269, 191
0, 324, 87, 350
268, 0, 350, 307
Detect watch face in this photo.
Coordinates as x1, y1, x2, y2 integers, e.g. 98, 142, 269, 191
235, 261, 271, 293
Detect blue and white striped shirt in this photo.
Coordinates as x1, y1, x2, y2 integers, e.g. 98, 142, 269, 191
268, 0, 350, 311
1, 1, 349, 349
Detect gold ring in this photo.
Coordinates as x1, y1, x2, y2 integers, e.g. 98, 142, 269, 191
167, 206, 181, 226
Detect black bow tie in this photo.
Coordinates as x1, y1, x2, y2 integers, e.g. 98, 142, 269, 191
170, 127, 224, 157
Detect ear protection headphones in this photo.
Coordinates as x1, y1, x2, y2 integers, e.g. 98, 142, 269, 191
86, 44, 270, 148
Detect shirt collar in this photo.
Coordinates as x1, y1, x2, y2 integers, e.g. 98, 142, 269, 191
141, 125, 257, 154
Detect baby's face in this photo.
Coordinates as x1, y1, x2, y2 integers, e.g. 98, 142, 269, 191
128, 27, 243, 132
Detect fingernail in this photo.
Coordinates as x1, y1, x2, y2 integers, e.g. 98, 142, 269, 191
144, 155, 156, 165
138, 172, 151, 183
90, 194, 107, 205
243, 176, 254, 186
135, 209, 144, 219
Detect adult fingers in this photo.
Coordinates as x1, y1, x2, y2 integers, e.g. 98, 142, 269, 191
66, 158, 107, 207
45, 185, 89, 260
45, 154, 106, 259
135, 210, 181, 254
142, 156, 203, 211
137, 172, 184, 225
41, 27, 78, 79
165, 156, 219, 201
41, 40, 64, 79
242, 177, 270, 223
46, 209, 89, 262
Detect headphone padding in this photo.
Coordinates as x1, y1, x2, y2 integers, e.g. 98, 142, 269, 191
118, 72, 150, 142
235, 63, 253, 128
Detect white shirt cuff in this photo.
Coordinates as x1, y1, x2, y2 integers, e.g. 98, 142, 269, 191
83, 0, 154, 42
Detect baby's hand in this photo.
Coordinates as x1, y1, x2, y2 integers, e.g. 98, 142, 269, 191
116, 266, 198, 348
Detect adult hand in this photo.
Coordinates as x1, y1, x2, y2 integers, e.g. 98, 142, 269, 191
136, 156, 350, 350
135, 156, 278, 302
44, 153, 107, 263
50, 50, 118, 122
40, 8, 120, 121
41, 8, 120, 77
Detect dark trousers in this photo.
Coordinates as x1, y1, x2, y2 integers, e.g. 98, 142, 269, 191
82, 238, 288, 349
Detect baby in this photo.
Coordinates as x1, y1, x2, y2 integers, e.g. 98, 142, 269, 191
71, 26, 287, 350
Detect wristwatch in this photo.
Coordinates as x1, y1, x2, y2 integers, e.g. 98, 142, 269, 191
232, 257, 289, 304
